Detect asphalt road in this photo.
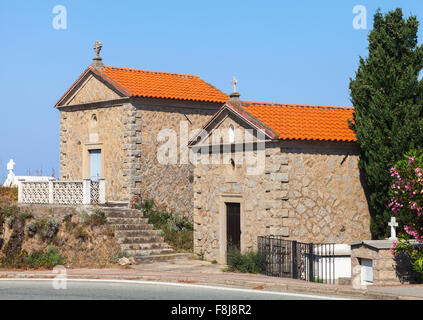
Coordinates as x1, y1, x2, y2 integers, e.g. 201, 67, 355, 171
0, 279, 351, 300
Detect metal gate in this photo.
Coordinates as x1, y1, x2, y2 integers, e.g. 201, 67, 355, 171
258, 236, 335, 284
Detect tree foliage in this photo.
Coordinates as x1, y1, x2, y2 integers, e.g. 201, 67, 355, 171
349, 8, 423, 238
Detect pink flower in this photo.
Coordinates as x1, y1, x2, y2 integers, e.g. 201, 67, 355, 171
390, 240, 398, 255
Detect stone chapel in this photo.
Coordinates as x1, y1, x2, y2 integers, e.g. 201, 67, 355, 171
55, 41, 228, 216
55, 42, 371, 263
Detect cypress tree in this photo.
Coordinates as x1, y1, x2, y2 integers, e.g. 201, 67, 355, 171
349, 8, 423, 239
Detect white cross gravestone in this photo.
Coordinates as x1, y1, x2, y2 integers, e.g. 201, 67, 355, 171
388, 216, 398, 240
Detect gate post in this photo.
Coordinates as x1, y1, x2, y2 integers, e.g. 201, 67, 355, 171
309, 243, 314, 282
292, 240, 297, 279
82, 179, 91, 205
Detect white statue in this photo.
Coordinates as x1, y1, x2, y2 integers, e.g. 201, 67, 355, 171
3, 159, 16, 187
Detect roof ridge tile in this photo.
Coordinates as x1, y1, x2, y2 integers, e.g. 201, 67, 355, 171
104, 65, 199, 78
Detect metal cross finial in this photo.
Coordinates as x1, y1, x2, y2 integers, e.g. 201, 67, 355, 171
93, 40, 102, 57
388, 216, 399, 240
231, 76, 238, 93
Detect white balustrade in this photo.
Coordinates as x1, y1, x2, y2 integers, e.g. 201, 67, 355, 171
18, 179, 105, 205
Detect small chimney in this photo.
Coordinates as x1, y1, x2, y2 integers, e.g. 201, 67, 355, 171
91, 40, 104, 68
229, 76, 241, 107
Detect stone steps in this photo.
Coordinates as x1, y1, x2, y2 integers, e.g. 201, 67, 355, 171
105, 211, 144, 218
107, 217, 149, 225
133, 253, 195, 263
103, 206, 190, 263
114, 229, 162, 237
120, 242, 171, 251
113, 224, 155, 231
117, 235, 165, 244
125, 248, 174, 256
102, 201, 130, 209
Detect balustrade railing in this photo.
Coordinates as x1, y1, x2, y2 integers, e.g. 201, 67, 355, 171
18, 179, 105, 205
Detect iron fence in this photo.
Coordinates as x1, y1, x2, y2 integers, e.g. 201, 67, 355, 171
258, 235, 335, 284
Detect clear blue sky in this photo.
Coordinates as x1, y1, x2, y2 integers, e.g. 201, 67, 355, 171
0, 0, 422, 178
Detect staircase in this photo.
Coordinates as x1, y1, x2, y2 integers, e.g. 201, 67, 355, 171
102, 206, 193, 263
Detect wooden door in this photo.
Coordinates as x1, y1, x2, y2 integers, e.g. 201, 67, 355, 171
226, 202, 241, 251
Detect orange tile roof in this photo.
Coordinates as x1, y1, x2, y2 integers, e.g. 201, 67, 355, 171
101, 66, 228, 103
241, 102, 356, 142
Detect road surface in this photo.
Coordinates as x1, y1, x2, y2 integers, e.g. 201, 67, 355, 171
0, 279, 354, 300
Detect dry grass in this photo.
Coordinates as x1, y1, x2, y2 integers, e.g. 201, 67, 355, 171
0, 207, 123, 269
0, 187, 18, 206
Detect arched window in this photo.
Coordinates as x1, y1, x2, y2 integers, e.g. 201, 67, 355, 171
91, 114, 98, 128
228, 125, 235, 143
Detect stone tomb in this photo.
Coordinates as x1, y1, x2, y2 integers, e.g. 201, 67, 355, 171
351, 240, 421, 285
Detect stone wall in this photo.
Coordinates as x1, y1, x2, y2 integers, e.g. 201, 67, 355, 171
59, 94, 221, 212
18, 204, 78, 221
130, 98, 221, 218
59, 103, 128, 201
193, 128, 371, 262
351, 242, 421, 285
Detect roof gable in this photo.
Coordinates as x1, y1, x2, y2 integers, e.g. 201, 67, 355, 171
55, 66, 129, 107
64, 73, 123, 106
56, 65, 229, 107
189, 103, 278, 146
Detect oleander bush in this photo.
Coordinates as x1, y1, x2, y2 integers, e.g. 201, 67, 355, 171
389, 150, 423, 280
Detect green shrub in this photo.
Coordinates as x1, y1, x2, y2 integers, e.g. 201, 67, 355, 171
109, 248, 129, 264
23, 246, 66, 269
39, 216, 59, 241
73, 226, 89, 241
4, 205, 19, 217
79, 209, 107, 228
0, 246, 66, 269
144, 210, 193, 252
20, 212, 33, 220
131, 196, 193, 252
26, 221, 39, 238
63, 215, 77, 232
5, 215, 15, 228
226, 247, 265, 274
62, 214, 72, 223
85, 209, 107, 227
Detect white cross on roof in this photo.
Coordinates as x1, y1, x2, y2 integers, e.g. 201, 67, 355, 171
231, 76, 238, 93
